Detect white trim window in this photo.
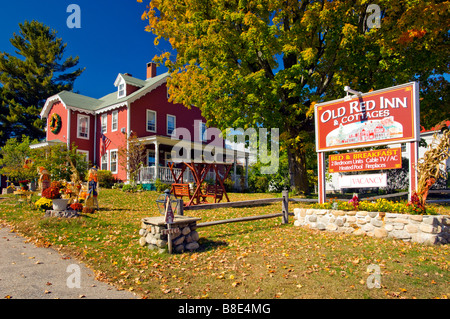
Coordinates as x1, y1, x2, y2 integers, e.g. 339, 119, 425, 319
147, 150, 155, 167
167, 114, 176, 136
77, 114, 90, 139
111, 110, 118, 132
110, 149, 118, 174
101, 152, 108, 170
101, 113, 107, 134
146, 110, 156, 132
118, 83, 125, 98
77, 150, 89, 163
164, 152, 172, 167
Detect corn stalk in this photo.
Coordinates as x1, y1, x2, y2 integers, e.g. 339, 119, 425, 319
415, 129, 450, 205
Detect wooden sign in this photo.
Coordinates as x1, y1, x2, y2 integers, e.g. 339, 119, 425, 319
165, 196, 174, 224
161, 228, 180, 235
315, 82, 420, 152
329, 148, 402, 173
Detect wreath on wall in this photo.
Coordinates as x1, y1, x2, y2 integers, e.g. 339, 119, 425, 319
49, 113, 62, 134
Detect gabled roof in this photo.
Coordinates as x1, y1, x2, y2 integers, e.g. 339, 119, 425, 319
40, 72, 169, 118
115, 73, 147, 88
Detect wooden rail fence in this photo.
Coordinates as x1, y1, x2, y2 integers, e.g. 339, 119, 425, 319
176, 190, 307, 228
174, 189, 450, 229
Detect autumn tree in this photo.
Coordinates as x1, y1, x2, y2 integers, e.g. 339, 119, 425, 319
0, 20, 84, 145
119, 132, 146, 185
141, 0, 449, 193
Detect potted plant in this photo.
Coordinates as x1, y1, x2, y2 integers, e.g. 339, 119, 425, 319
42, 185, 68, 211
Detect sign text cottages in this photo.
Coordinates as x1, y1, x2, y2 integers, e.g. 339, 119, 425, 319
315, 82, 420, 204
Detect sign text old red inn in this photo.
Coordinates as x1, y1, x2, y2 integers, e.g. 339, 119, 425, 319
315, 82, 419, 152
315, 82, 420, 204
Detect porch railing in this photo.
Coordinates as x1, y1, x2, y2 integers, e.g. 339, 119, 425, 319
137, 166, 222, 184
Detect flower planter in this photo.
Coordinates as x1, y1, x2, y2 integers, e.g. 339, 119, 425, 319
52, 198, 69, 211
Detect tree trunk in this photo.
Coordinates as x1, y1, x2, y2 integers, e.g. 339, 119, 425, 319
287, 146, 309, 195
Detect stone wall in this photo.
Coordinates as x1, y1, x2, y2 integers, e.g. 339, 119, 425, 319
44, 209, 79, 218
293, 208, 450, 245
139, 216, 201, 253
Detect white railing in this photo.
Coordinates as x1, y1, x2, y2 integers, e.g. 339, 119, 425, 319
137, 166, 225, 184
138, 166, 155, 183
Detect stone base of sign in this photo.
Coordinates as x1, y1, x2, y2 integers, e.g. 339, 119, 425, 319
139, 216, 201, 253
293, 208, 450, 245
44, 209, 79, 218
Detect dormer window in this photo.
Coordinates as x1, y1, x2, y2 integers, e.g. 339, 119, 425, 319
118, 83, 125, 98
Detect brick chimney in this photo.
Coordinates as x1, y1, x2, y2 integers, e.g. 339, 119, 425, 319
146, 62, 157, 79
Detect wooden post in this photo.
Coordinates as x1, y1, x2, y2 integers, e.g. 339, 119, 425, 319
408, 141, 419, 200
177, 199, 184, 216
167, 224, 173, 254
282, 189, 289, 224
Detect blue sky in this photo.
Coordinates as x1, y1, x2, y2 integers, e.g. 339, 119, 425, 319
1, 1, 448, 100
0, 0, 173, 98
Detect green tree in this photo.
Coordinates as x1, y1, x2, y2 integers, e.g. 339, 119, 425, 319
0, 136, 38, 182
0, 20, 84, 145
34, 143, 89, 183
142, 0, 449, 194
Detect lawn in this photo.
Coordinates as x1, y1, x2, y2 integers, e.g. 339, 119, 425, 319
0, 189, 449, 299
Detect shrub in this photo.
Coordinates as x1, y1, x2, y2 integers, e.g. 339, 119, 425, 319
97, 170, 116, 188
42, 187, 61, 199
34, 197, 53, 210
154, 179, 171, 192
112, 182, 124, 189
122, 184, 134, 192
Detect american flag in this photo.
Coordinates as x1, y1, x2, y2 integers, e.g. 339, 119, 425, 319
100, 134, 111, 157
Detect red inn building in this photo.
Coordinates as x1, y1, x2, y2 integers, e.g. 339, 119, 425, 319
34, 62, 249, 187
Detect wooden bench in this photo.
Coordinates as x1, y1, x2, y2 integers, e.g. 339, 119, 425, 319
171, 183, 192, 204
200, 184, 224, 203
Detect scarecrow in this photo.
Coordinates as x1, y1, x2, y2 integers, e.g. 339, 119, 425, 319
38, 167, 51, 191
85, 166, 99, 209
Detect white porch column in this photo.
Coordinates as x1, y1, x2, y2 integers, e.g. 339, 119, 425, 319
245, 154, 249, 189
233, 152, 237, 189
66, 109, 71, 149
154, 141, 159, 180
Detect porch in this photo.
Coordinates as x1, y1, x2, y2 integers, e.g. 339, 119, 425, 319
135, 135, 248, 191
